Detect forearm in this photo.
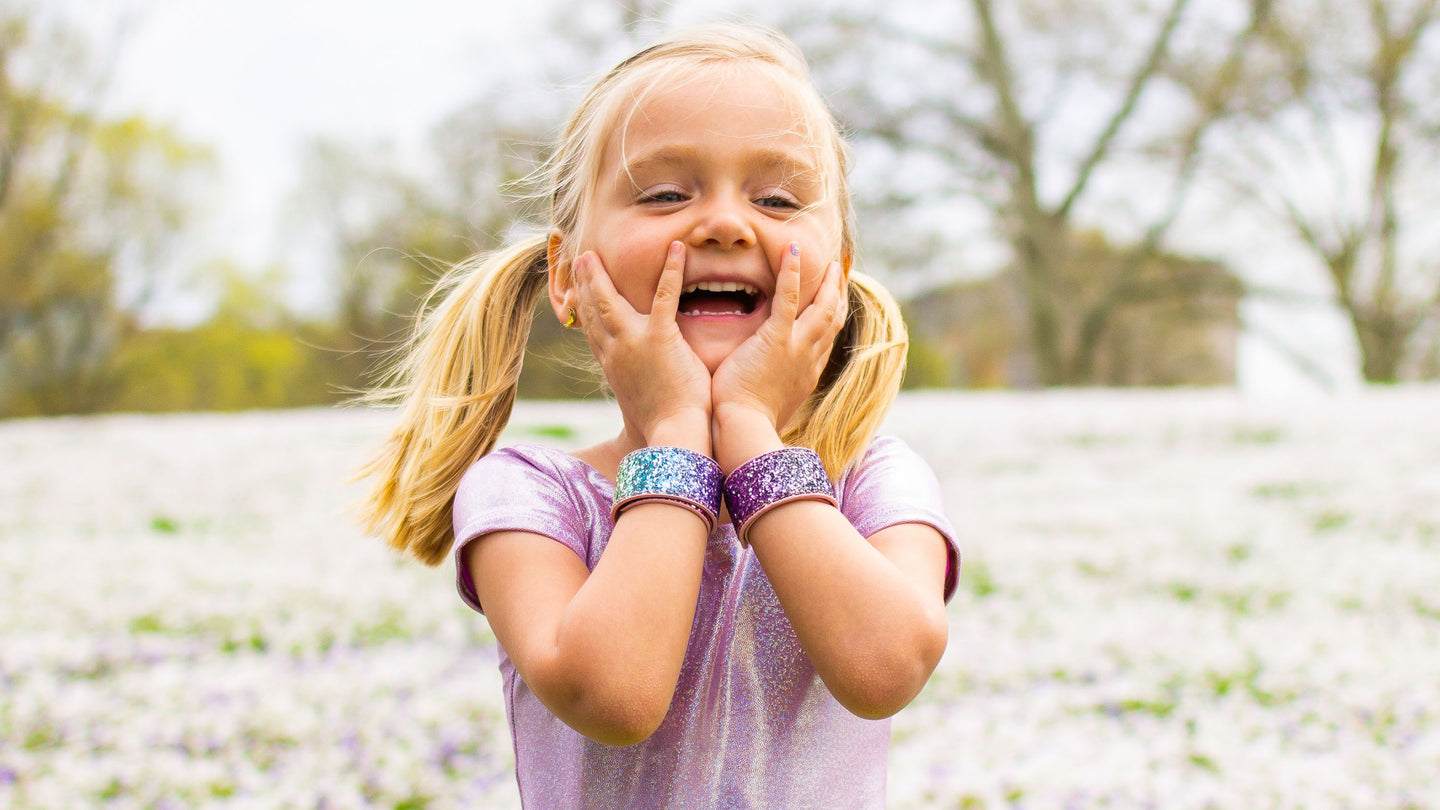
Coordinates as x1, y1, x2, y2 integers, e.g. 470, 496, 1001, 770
745, 504, 948, 718
514, 414, 713, 744
714, 406, 948, 719
543, 503, 708, 743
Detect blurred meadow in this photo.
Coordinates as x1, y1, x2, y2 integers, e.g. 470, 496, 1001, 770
3, 389, 1438, 808
3, 0, 1440, 807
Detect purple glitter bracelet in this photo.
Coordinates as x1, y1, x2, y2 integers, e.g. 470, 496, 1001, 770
723, 447, 838, 545
611, 446, 723, 532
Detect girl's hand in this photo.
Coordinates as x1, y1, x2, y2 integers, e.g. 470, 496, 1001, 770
573, 242, 713, 451
711, 244, 846, 469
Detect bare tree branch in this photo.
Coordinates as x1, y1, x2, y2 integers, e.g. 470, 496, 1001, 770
1055, 0, 1191, 221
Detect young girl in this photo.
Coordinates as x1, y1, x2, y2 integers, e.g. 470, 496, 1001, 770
361, 22, 959, 809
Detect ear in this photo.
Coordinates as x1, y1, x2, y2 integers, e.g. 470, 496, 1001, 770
546, 230, 575, 322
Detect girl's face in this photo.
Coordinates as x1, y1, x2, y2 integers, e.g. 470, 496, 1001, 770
558, 64, 846, 373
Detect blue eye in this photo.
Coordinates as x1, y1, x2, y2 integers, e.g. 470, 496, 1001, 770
756, 195, 798, 209
639, 189, 686, 204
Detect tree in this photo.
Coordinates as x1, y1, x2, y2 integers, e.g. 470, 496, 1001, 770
287, 81, 561, 392
286, 0, 665, 398
0, 7, 211, 415
1214, 0, 1440, 382
789, 0, 1276, 386
905, 230, 1243, 388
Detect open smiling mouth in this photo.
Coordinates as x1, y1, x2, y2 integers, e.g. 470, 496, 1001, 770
679, 281, 763, 316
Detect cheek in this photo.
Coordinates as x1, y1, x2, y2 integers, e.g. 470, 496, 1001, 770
795, 228, 842, 298
598, 241, 668, 311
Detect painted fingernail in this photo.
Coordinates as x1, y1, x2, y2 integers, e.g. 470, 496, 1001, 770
789, 243, 800, 257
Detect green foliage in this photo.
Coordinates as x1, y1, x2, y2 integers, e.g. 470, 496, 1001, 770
0, 9, 214, 417
109, 322, 328, 412
149, 516, 181, 534
1312, 511, 1351, 534
128, 614, 166, 634
524, 424, 578, 439
901, 336, 952, 389
963, 560, 997, 598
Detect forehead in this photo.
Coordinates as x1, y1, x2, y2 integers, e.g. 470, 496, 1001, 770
602, 61, 824, 176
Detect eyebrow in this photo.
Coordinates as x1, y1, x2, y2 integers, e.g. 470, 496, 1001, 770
620, 144, 821, 185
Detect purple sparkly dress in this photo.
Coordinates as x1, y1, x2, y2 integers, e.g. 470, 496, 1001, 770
452, 435, 959, 809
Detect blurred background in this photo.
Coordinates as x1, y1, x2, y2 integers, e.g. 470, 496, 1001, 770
3, 0, 1438, 419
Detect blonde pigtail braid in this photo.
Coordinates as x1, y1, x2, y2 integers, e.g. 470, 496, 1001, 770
357, 235, 550, 566
783, 270, 908, 480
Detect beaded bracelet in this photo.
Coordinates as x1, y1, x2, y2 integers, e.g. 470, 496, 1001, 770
610, 446, 723, 533
723, 447, 838, 546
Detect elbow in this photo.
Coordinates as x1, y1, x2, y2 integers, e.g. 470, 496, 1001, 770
547, 674, 677, 747
830, 610, 950, 720
526, 639, 685, 747
582, 699, 670, 747
835, 662, 933, 717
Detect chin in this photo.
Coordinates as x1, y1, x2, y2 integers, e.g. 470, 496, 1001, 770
694, 345, 736, 375
679, 326, 753, 375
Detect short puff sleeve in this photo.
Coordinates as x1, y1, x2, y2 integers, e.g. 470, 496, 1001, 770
837, 435, 961, 601
450, 445, 604, 614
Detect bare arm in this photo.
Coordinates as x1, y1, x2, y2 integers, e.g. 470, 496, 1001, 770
467, 240, 716, 745
466, 487, 708, 745
714, 408, 950, 719
710, 244, 950, 718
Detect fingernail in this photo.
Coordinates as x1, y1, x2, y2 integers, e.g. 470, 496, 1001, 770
789, 243, 800, 257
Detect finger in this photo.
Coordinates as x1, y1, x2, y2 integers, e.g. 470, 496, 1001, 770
773, 242, 803, 322
577, 251, 621, 301
650, 241, 685, 323
575, 252, 632, 327
796, 263, 844, 377
570, 253, 597, 326
830, 264, 850, 332
568, 254, 607, 352
796, 260, 842, 331
820, 261, 848, 330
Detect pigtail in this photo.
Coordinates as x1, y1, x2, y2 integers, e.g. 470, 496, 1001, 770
783, 270, 907, 479
357, 235, 550, 566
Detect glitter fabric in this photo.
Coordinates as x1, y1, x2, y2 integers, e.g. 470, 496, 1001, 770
723, 447, 838, 545
612, 446, 723, 531
452, 436, 960, 809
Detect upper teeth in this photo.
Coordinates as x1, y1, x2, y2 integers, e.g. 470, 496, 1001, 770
682, 281, 760, 295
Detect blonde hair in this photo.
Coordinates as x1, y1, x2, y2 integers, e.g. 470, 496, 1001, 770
359, 22, 908, 566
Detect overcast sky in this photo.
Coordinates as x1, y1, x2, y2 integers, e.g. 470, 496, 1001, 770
90, 0, 553, 268
60, 0, 1359, 395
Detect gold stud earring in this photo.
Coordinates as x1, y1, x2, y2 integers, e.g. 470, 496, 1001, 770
562, 307, 578, 328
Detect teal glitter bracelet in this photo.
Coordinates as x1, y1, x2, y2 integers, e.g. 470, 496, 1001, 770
611, 446, 723, 532
723, 447, 838, 546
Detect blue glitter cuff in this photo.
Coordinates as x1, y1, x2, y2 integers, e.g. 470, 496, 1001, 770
723, 447, 837, 546
611, 446, 723, 532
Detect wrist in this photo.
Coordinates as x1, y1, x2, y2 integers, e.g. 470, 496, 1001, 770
712, 403, 783, 473
722, 446, 838, 546
612, 446, 723, 533
645, 408, 712, 455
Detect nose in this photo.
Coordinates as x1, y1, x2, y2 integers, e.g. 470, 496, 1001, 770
686, 191, 756, 250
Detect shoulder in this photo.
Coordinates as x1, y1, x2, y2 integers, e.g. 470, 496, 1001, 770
453, 443, 610, 544
838, 435, 942, 497
458, 442, 594, 490
451, 444, 611, 614
836, 435, 954, 541
839, 434, 962, 602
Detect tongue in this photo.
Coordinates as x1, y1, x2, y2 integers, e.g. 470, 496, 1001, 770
681, 293, 747, 315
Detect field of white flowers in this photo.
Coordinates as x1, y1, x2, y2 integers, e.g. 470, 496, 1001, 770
2, 387, 1437, 809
